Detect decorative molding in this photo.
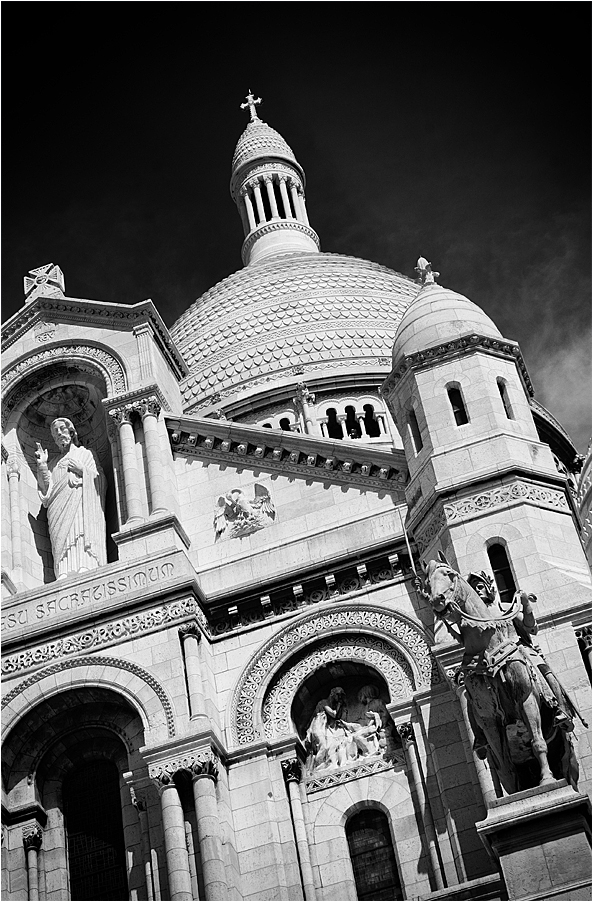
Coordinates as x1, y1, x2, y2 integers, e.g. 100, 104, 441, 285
168, 422, 406, 495
262, 636, 415, 741
396, 722, 415, 745
443, 481, 569, 523
414, 506, 447, 556
382, 333, 534, 398
304, 754, 404, 794
103, 384, 169, 417
1, 655, 176, 737
1, 597, 202, 677
231, 604, 441, 746
241, 220, 320, 264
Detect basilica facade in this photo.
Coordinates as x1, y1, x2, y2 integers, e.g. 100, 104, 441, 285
1, 97, 591, 901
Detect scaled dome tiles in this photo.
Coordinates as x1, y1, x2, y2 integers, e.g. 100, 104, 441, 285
232, 119, 298, 173
170, 253, 419, 411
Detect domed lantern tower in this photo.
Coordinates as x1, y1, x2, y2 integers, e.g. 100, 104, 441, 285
231, 91, 320, 265
382, 258, 591, 618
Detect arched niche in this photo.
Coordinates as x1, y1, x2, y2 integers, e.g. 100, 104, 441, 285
230, 602, 442, 746
2, 353, 121, 585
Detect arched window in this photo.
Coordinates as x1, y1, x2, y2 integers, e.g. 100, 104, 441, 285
262, 422, 273, 428
363, 404, 381, 438
408, 409, 423, 454
447, 385, 469, 426
279, 417, 292, 431
487, 543, 517, 605
326, 408, 344, 440
346, 808, 403, 900
497, 378, 514, 419
64, 760, 128, 900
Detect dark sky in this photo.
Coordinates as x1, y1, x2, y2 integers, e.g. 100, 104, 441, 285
2, 4, 591, 451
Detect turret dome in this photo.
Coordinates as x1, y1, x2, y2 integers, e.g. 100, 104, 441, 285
231, 118, 299, 176
392, 280, 502, 365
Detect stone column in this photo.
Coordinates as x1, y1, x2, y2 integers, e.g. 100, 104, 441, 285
179, 622, 206, 718
264, 176, 279, 218
576, 625, 592, 675
110, 407, 144, 524
131, 789, 156, 901
293, 383, 320, 436
133, 321, 154, 383
397, 724, 445, 891
23, 824, 42, 901
242, 189, 257, 232
191, 755, 227, 900
278, 177, 293, 219
6, 456, 23, 570
451, 677, 500, 805
281, 759, 316, 901
357, 415, 366, 437
319, 421, 328, 438
154, 773, 193, 901
289, 181, 302, 223
252, 180, 266, 224
297, 188, 309, 225
137, 396, 168, 516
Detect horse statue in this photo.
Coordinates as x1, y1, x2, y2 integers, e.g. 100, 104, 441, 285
420, 554, 583, 794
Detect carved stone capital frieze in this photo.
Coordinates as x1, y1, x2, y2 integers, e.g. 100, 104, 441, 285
150, 748, 219, 787
179, 620, 202, 641
396, 723, 414, 745
281, 757, 302, 785
22, 824, 43, 851
135, 395, 162, 420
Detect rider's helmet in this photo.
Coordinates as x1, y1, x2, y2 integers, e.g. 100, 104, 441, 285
465, 570, 496, 604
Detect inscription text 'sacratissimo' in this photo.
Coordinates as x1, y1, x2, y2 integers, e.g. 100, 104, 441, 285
1, 561, 175, 631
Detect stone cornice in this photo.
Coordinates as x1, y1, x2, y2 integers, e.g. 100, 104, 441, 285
102, 383, 170, 415
1, 295, 188, 379
382, 333, 534, 398
166, 414, 407, 495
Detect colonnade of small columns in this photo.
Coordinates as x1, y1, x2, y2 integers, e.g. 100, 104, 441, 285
319, 408, 388, 440
238, 173, 309, 235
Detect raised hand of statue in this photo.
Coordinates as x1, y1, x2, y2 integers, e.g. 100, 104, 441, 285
35, 442, 48, 466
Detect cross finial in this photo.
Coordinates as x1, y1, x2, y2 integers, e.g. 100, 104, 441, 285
241, 90, 262, 122
415, 257, 440, 285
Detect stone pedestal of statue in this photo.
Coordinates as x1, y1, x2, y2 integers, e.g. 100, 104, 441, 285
476, 780, 591, 900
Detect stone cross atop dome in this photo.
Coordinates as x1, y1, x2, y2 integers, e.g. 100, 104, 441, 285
415, 257, 440, 285
240, 90, 262, 122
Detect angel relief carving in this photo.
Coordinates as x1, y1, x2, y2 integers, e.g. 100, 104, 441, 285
213, 482, 276, 541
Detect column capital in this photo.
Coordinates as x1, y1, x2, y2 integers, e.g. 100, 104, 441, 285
6, 455, 20, 478
396, 722, 415, 745
136, 395, 162, 419
22, 824, 43, 851
179, 620, 202, 640
294, 381, 315, 406
576, 624, 592, 650
150, 748, 220, 787
281, 757, 302, 785
108, 404, 137, 426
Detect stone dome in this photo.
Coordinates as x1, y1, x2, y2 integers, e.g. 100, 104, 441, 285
392, 281, 502, 364
170, 253, 419, 413
232, 118, 298, 175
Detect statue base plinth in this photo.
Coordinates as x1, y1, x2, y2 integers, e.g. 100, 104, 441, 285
113, 512, 191, 561
476, 780, 591, 900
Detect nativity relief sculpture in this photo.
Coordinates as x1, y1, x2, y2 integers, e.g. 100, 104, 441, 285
213, 482, 275, 541
35, 417, 107, 580
418, 554, 586, 794
304, 684, 398, 775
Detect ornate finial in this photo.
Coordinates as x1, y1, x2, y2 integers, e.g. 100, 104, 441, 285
241, 90, 262, 122
23, 264, 65, 303
415, 257, 440, 285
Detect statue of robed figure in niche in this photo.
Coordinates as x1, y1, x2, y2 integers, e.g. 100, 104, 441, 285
35, 417, 107, 579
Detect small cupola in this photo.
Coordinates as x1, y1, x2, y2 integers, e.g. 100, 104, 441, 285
230, 92, 320, 265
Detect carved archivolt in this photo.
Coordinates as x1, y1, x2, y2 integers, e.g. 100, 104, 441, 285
1, 655, 175, 738
444, 482, 569, 522
230, 603, 441, 746
1, 343, 127, 404
261, 635, 415, 741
